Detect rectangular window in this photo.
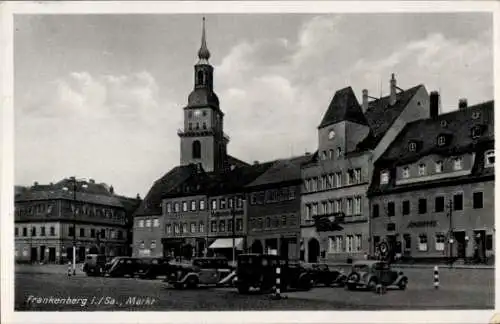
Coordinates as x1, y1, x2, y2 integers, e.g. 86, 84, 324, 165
90, 229, 95, 238
174, 203, 180, 212
418, 235, 428, 251
40, 226, 46, 236
153, 218, 160, 227
118, 230, 123, 240
236, 219, 243, 231
435, 233, 445, 251
328, 174, 334, 188
50, 226, 55, 236
435, 161, 444, 173
312, 203, 318, 216
335, 199, 342, 213
402, 167, 410, 178
211, 221, 217, 232
473, 192, 484, 209
387, 202, 395, 217
321, 201, 328, 215
211, 199, 217, 210
402, 200, 410, 215
403, 234, 411, 250
346, 170, 353, 185
355, 234, 362, 251
199, 222, 204, 233
354, 168, 362, 183
304, 179, 310, 192
237, 197, 244, 208
453, 157, 463, 170
229, 198, 234, 209
145, 219, 151, 227
151, 240, 156, 249
15, 227, 19, 236
305, 204, 312, 220
418, 199, 427, 214
418, 163, 426, 176
166, 203, 172, 213
346, 235, 353, 252
219, 220, 225, 232
485, 151, 495, 168
486, 235, 493, 250
191, 200, 197, 211
182, 201, 188, 212
354, 197, 361, 215
100, 229, 105, 239
139, 241, 145, 249
335, 172, 342, 187
138, 219, 144, 227
329, 236, 343, 253
174, 224, 179, 234
281, 215, 287, 226
199, 200, 205, 210
328, 200, 334, 214
453, 194, 463, 211
190, 222, 196, 233
435, 196, 445, 212
182, 223, 188, 234
68, 227, 74, 237
289, 187, 296, 200
346, 198, 353, 216
372, 204, 379, 218
166, 224, 172, 235
219, 198, 227, 209
227, 219, 234, 233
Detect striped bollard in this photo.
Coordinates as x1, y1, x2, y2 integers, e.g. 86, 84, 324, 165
67, 261, 72, 277
275, 266, 281, 297
433, 266, 439, 289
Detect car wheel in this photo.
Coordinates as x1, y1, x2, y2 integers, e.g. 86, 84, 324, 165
398, 279, 407, 290
367, 279, 377, 291
186, 276, 198, 289
300, 277, 313, 291
237, 284, 249, 294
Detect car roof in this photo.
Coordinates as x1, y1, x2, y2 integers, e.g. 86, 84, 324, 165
353, 260, 385, 266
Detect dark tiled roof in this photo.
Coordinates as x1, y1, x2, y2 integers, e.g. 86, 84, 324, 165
318, 87, 368, 129
115, 195, 142, 221
355, 85, 424, 151
246, 154, 313, 188
226, 155, 250, 168
368, 100, 494, 196
134, 165, 203, 216
187, 88, 220, 110
15, 179, 125, 207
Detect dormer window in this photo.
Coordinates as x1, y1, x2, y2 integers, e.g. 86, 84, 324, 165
418, 164, 426, 176
437, 136, 446, 147
402, 167, 410, 178
435, 161, 444, 173
471, 126, 483, 139
485, 150, 494, 168
380, 170, 389, 184
472, 111, 481, 119
440, 120, 448, 127
408, 142, 417, 152
453, 157, 463, 171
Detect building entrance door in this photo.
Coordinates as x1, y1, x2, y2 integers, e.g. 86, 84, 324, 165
474, 230, 486, 262
40, 245, 46, 262
78, 246, 86, 262
307, 238, 320, 263
454, 231, 466, 259
30, 247, 38, 262
48, 247, 56, 262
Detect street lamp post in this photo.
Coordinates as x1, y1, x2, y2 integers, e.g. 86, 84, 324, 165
231, 196, 236, 264
448, 199, 454, 262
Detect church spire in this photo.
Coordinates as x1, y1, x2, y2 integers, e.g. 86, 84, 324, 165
197, 17, 211, 64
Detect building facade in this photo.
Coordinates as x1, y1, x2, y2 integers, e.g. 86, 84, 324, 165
15, 178, 140, 264
368, 96, 494, 263
246, 157, 310, 260
300, 75, 431, 263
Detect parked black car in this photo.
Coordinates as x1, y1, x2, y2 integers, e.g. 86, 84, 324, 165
165, 257, 236, 289
305, 263, 347, 287
136, 257, 173, 279
235, 253, 313, 294
83, 254, 107, 276
105, 257, 140, 277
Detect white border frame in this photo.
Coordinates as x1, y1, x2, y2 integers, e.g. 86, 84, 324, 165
1, 1, 499, 324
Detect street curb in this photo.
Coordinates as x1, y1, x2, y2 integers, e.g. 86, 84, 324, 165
325, 263, 494, 270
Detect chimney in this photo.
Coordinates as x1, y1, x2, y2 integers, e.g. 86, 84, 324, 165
389, 73, 397, 105
109, 185, 114, 194
33, 181, 39, 186
458, 98, 468, 110
89, 178, 95, 184
136, 193, 141, 200
362, 89, 369, 112
305, 152, 311, 156
253, 160, 260, 165
429, 91, 440, 119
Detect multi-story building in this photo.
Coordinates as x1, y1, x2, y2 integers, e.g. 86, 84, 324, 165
246, 156, 310, 259
368, 94, 494, 263
15, 178, 140, 263
301, 75, 431, 263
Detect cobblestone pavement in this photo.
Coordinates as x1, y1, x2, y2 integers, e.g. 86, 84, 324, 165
15, 266, 493, 311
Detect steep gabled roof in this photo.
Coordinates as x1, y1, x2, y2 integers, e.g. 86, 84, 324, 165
210, 162, 275, 195
356, 84, 424, 151
318, 87, 368, 129
246, 154, 313, 188
368, 100, 494, 196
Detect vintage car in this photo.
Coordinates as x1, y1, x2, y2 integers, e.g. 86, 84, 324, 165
104, 257, 141, 277
235, 253, 313, 294
345, 260, 408, 291
164, 257, 236, 289
136, 257, 173, 279
304, 263, 347, 287
83, 254, 107, 276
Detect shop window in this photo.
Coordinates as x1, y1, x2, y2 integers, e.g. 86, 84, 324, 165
453, 194, 463, 211
473, 192, 484, 209
418, 235, 428, 251
387, 202, 395, 217
435, 196, 445, 212
418, 199, 427, 214
219, 220, 225, 232
210, 221, 217, 233
402, 200, 410, 215
435, 233, 446, 251
372, 204, 379, 218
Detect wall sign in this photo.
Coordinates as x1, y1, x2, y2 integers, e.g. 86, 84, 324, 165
407, 220, 437, 228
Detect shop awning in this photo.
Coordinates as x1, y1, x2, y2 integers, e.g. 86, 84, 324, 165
209, 238, 244, 250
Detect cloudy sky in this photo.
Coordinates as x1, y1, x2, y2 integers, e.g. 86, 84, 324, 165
14, 13, 493, 197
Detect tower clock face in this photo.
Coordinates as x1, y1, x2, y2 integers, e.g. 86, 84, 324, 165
328, 130, 335, 139
194, 110, 202, 117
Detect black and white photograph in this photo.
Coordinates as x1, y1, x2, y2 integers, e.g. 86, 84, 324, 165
1, 1, 498, 323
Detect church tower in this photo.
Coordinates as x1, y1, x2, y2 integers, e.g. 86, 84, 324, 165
179, 18, 229, 173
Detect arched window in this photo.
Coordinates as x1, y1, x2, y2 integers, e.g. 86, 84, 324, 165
197, 71, 204, 86
192, 140, 201, 159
